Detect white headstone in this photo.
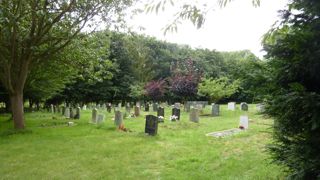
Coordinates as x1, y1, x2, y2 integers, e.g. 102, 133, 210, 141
97, 114, 105, 124
82, 105, 87, 110
239, 116, 249, 129
227, 102, 236, 111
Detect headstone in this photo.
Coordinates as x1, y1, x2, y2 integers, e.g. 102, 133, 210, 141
91, 108, 98, 123
64, 107, 70, 118
125, 103, 131, 114
240, 102, 248, 111
211, 103, 220, 116
82, 105, 87, 110
51, 104, 54, 113
189, 107, 199, 123
114, 111, 123, 127
196, 104, 203, 114
62, 106, 66, 115
97, 114, 105, 124
134, 106, 140, 116
227, 102, 236, 111
102, 103, 106, 110
97, 104, 101, 109
256, 103, 265, 112
69, 107, 74, 118
157, 107, 165, 123
174, 102, 180, 109
152, 103, 158, 112
171, 108, 180, 121
74, 107, 80, 119
145, 103, 149, 112
239, 116, 249, 129
107, 103, 112, 113
145, 115, 158, 136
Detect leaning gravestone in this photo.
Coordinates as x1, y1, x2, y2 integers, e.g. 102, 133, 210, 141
114, 111, 123, 127
240, 102, 248, 111
239, 115, 249, 129
64, 107, 70, 118
134, 106, 140, 117
74, 107, 80, 119
227, 102, 236, 111
97, 114, 105, 124
152, 103, 158, 112
157, 107, 165, 123
145, 103, 149, 112
189, 107, 199, 123
145, 115, 158, 136
69, 107, 74, 119
171, 108, 180, 121
211, 103, 220, 116
91, 108, 98, 123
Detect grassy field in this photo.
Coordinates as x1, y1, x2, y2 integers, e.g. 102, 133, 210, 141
0, 104, 286, 179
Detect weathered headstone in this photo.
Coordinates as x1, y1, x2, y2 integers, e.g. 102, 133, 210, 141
239, 115, 249, 129
134, 106, 140, 117
125, 103, 131, 114
51, 104, 54, 113
82, 105, 87, 110
157, 107, 165, 123
62, 106, 66, 115
174, 102, 180, 109
107, 103, 112, 113
145, 103, 149, 112
189, 107, 199, 123
240, 102, 248, 111
211, 103, 220, 116
97, 114, 105, 124
227, 102, 236, 111
256, 103, 265, 112
91, 108, 98, 123
64, 107, 70, 118
171, 108, 180, 121
74, 107, 80, 119
196, 104, 203, 114
145, 115, 158, 136
152, 103, 158, 112
114, 111, 123, 127
69, 107, 74, 118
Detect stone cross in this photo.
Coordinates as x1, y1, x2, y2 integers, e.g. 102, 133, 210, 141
145, 115, 158, 136
211, 103, 220, 116
189, 107, 199, 123
91, 108, 98, 123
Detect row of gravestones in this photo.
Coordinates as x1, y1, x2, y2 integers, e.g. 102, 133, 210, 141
227, 102, 249, 111
61, 106, 81, 119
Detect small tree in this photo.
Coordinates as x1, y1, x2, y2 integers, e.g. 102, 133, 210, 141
198, 77, 239, 103
129, 83, 145, 102
144, 80, 166, 101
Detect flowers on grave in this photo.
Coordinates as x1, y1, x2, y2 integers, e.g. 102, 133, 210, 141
158, 116, 164, 120
169, 115, 178, 121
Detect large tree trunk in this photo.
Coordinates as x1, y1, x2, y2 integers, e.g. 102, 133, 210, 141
10, 92, 25, 129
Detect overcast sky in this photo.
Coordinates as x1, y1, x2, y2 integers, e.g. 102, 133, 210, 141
128, 0, 289, 58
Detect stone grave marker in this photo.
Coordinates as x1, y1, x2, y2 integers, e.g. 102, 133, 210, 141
240, 102, 248, 111
74, 107, 80, 119
97, 114, 105, 124
82, 105, 87, 110
171, 108, 180, 121
91, 108, 98, 123
145, 115, 158, 136
145, 103, 149, 112
62, 106, 65, 115
256, 103, 265, 112
157, 107, 165, 123
64, 107, 70, 118
211, 103, 220, 116
227, 102, 236, 111
107, 103, 112, 113
239, 115, 249, 129
51, 104, 54, 113
189, 107, 199, 123
174, 102, 180, 109
152, 103, 158, 112
69, 107, 74, 119
134, 106, 140, 117
125, 103, 131, 114
114, 111, 123, 127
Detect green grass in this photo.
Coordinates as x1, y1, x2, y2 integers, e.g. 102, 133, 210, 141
0, 104, 285, 179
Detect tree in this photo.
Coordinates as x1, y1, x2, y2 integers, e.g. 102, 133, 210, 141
198, 77, 239, 103
0, 0, 132, 129
263, 0, 320, 178
144, 80, 166, 101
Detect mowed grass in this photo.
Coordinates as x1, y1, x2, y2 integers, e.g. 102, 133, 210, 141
0, 104, 285, 179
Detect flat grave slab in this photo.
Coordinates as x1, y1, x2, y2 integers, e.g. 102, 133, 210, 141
206, 128, 243, 138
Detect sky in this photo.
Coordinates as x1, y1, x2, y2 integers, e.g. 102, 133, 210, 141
128, 0, 289, 58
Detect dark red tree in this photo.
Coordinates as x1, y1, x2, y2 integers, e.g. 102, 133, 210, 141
144, 80, 167, 101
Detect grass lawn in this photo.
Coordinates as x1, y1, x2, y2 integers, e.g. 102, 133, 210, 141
0, 104, 286, 179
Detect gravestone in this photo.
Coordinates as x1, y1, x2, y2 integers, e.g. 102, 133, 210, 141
97, 104, 101, 109
107, 103, 112, 113
157, 107, 165, 123
211, 103, 220, 116
114, 111, 123, 127
82, 105, 87, 110
239, 115, 249, 129
174, 102, 180, 109
256, 103, 265, 112
62, 106, 66, 116
227, 102, 236, 111
145, 103, 149, 112
74, 107, 80, 119
196, 104, 203, 114
189, 107, 199, 123
69, 107, 74, 119
145, 115, 158, 136
64, 107, 70, 118
134, 106, 140, 117
240, 102, 248, 111
171, 108, 180, 121
102, 103, 106, 110
91, 108, 98, 123
125, 103, 131, 114
97, 114, 105, 124
152, 103, 158, 112
51, 104, 54, 113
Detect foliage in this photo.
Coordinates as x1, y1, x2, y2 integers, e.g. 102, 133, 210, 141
144, 80, 166, 101
129, 83, 145, 101
198, 77, 240, 102
263, 0, 320, 178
